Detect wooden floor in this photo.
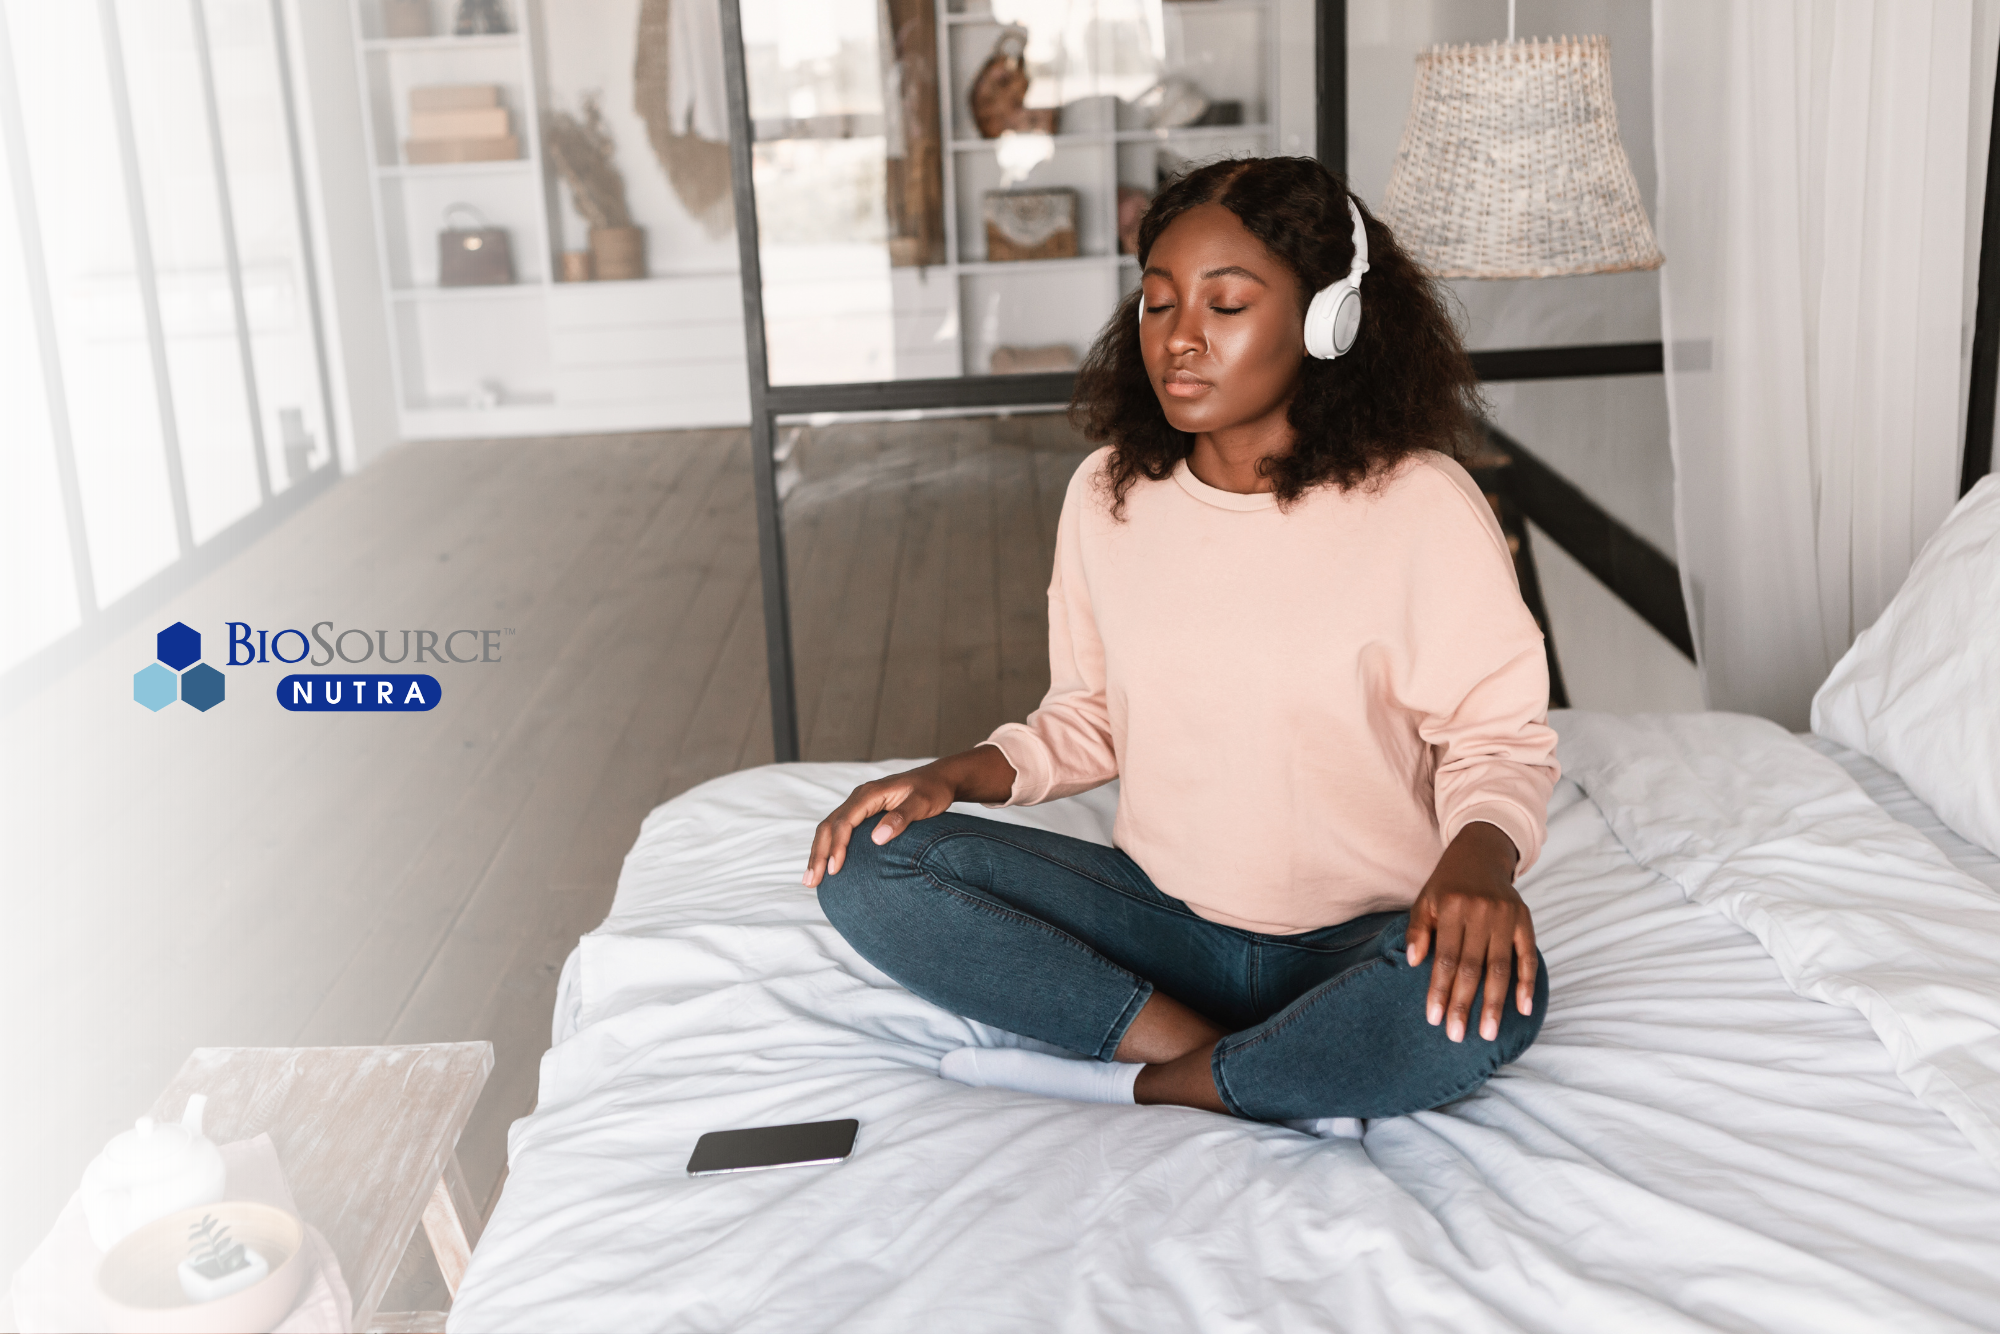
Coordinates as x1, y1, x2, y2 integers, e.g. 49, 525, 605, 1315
0, 418, 1086, 1301
784, 414, 1088, 760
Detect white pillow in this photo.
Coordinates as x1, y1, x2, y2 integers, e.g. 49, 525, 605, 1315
1812, 475, 2000, 855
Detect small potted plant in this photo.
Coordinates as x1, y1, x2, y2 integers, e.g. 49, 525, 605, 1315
176, 1212, 269, 1302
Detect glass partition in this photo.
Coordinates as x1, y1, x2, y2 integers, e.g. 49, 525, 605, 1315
741, 0, 1282, 386
731, 0, 1297, 760
778, 409, 1092, 759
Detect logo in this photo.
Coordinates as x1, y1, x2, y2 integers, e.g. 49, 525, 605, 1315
277, 673, 441, 712
128, 617, 502, 715
132, 622, 226, 713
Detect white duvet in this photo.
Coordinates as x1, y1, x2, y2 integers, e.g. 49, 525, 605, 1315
452, 713, 2000, 1333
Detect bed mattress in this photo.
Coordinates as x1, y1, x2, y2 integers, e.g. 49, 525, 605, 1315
451, 714, 2000, 1333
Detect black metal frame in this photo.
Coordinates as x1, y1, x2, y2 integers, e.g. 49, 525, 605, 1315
1316, 0, 1346, 181
763, 371, 1077, 418
1485, 424, 1693, 659
1470, 341, 1663, 382
1964, 68, 2000, 496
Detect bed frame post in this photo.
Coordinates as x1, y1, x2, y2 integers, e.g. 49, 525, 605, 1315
1963, 57, 2000, 496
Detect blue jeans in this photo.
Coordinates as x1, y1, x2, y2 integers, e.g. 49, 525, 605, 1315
819, 813, 1547, 1121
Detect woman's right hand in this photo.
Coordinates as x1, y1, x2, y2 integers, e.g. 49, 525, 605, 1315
802, 744, 1016, 888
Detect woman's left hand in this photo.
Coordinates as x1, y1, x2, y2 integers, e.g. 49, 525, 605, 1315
1404, 821, 1534, 1044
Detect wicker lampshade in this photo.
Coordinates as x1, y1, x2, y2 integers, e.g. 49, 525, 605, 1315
1379, 35, 1663, 279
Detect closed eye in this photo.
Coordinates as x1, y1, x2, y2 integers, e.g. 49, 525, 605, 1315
1210, 305, 1246, 315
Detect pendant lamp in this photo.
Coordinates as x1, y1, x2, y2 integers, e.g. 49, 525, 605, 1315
1378, 32, 1663, 279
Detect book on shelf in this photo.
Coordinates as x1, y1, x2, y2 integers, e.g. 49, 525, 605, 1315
410, 106, 510, 139
411, 84, 501, 112
405, 135, 521, 165
404, 84, 516, 165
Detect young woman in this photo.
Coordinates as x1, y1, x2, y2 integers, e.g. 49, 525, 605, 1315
802, 157, 1558, 1126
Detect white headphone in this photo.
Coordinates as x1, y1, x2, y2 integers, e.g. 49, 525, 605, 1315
1303, 198, 1370, 359
1138, 197, 1370, 361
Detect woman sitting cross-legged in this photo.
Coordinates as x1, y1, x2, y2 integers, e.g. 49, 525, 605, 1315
803, 156, 1558, 1130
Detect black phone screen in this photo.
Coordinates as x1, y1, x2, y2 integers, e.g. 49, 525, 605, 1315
685, 1118, 859, 1176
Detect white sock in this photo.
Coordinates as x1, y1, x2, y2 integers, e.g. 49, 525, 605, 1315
1284, 1116, 1365, 1140
939, 1047, 1142, 1105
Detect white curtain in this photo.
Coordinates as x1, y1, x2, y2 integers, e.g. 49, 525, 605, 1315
1652, 0, 2000, 728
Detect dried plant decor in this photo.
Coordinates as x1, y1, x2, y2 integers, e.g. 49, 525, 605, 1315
186, 1213, 249, 1280
545, 95, 633, 231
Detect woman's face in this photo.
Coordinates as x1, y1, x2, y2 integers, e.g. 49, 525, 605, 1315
1138, 202, 1305, 436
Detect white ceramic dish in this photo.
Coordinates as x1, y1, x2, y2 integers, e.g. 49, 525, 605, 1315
96, 1200, 306, 1334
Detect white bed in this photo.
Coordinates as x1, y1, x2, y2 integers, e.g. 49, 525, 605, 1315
449, 710, 2000, 1333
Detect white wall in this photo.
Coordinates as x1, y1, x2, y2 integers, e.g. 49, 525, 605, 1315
284, 0, 398, 473
538, 0, 739, 276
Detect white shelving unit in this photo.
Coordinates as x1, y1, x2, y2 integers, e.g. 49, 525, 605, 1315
922, 0, 1281, 378
346, 0, 1285, 424
347, 0, 749, 439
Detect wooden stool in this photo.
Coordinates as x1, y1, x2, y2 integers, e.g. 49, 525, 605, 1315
146, 1044, 492, 1334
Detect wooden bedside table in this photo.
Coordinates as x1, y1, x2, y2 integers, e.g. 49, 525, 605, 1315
145, 1044, 493, 1334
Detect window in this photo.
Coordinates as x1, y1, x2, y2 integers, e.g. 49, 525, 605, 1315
0, 0, 332, 677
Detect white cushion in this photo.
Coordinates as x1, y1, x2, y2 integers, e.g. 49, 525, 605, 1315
1812, 475, 2000, 856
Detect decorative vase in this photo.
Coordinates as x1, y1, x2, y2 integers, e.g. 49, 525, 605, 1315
589, 226, 645, 281
970, 29, 1034, 139
453, 0, 510, 36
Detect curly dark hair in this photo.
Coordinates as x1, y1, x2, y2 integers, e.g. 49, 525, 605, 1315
1070, 156, 1484, 511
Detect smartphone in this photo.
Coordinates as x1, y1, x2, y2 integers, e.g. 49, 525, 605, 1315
686, 1118, 859, 1176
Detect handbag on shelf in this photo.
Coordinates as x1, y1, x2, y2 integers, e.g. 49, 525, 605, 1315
437, 204, 514, 287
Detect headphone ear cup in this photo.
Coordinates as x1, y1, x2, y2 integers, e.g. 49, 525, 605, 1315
1331, 289, 1362, 357
1303, 284, 1336, 359
1304, 282, 1359, 360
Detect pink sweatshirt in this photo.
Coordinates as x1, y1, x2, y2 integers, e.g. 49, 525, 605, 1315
985, 447, 1559, 934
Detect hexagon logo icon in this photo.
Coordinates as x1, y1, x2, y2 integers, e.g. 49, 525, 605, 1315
180, 662, 226, 712
157, 621, 201, 670
135, 621, 225, 714
134, 662, 178, 712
